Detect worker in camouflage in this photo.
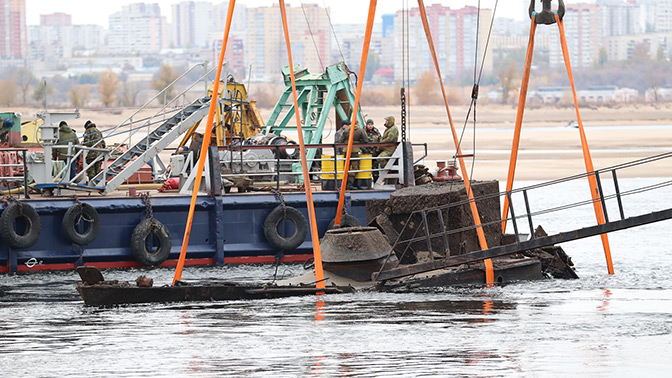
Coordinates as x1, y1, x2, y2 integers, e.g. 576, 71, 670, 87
54, 121, 80, 180
363, 119, 381, 155
82, 120, 106, 180
338, 120, 368, 189
377, 116, 399, 168
334, 120, 349, 154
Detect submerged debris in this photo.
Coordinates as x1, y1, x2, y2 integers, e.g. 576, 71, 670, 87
135, 276, 154, 287
520, 226, 578, 279
366, 180, 578, 281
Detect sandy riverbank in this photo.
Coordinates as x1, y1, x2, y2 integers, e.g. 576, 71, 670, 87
10, 102, 672, 181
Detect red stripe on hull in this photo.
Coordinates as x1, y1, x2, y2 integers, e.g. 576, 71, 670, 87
223, 254, 312, 264
3, 255, 312, 273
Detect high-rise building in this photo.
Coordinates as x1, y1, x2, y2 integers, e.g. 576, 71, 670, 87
246, 3, 331, 81
0, 0, 27, 59
171, 1, 194, 48
382, 14, 394, 38
29, 13, 104, 63
597, 0, 642, 36
548, 4, 601, 69
40, 13, 71, 27
172, 1, 216, 48
108, 3, 167, 53
393, 4, 493, 82
654, 0, 672, 32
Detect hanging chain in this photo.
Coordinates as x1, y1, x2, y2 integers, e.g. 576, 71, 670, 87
71, 195, 94, 224
140, 192, 154, 222
0, 194, 22, 216
271, 188, 287, 219
400, 87, 407, 142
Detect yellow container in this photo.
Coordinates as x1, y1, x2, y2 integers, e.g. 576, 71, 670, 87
356, 154, 373, 179
321, 155, 344, 179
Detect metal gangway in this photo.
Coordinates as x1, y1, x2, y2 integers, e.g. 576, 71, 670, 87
47, 63, 226, 194
372, 151, 672, 281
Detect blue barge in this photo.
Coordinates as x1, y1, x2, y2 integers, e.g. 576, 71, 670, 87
0, 190, 392, 273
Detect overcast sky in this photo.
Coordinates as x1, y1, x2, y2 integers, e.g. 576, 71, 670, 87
27, 1, 592, 27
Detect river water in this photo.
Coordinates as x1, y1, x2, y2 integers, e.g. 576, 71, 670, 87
1, 178, 671, 377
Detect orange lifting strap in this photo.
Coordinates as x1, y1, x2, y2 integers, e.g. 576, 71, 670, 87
173, 0, 237, 285
417, 0, 493, 285
279, 0, 326, 289
334, 0, 378, 226
501, 10, 614, 274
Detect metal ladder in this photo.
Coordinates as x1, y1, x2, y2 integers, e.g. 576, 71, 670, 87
74, 62, 221, 194
89, 97, 213, 193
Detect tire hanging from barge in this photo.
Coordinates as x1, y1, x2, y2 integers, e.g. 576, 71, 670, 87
263, 205, 308, 251
0, 201, 41, 249
62, 202, 100, 245
130, 218, 172, 266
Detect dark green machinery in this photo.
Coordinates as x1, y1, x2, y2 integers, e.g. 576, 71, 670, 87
264, 62, 365, 175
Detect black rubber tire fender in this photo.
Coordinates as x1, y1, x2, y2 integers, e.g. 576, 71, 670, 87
328, 213, 362, 230
263, 205, 308, 251
130, 218, 172, 266
0, 202, 41, 249
62, 203, 100, 245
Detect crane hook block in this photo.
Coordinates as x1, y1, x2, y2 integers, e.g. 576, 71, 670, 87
529, 0, 565, 24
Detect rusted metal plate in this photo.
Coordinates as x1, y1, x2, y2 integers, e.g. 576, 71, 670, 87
324, 254, 399, 282
383, 258, 542, 289
321, 226, 393, 263
75, 266, 104, 285
76, 283, 354, 307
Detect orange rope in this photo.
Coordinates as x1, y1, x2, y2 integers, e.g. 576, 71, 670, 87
417, 0, 492, 284
173, 0, 236, 285
280, 0, 325, 288
557, 15, 614, 274
334, 0, 377, 226
502, 17, 537, 234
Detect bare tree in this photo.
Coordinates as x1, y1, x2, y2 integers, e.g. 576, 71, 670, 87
98, 69, 119, 107
497, 61, 519, 105
413, 71, 440, 105
67, 85, 92, 108
151, 64, 179, 104
15, 67, 35, 105
119, 81, 139, 107
32, 80, 54, 105
0, 79, 17, 106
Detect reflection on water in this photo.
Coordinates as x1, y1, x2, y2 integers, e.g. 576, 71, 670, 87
1, 179, 671, 376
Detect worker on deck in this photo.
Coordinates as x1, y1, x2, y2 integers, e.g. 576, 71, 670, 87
377, 116, 399, 169
334, 120, 349, 154
363, 119, 381, 155
82, 120, 106, 180
338, 120, 368, 190
54, 121, 80, 180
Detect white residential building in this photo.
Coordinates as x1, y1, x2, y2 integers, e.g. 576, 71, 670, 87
108, 3, 167, 54
393, 4, 493, 82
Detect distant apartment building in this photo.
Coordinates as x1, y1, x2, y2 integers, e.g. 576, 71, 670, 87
108, 3, 167, 54
171, 1, 217, 48
29, 13, 104, 63
529, 86, 638, 103
653, 0, 672, 31
549, 4, 600, 68
394, 4, 493, 82
40, 12, 71, 27
246, 4, 331, 81
597, 0, 642, 36
0, 0, 27, 59
211, 36, 244, 77
604, 31, 672, 60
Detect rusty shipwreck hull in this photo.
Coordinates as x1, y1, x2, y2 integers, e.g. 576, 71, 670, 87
76, 283, 353, 307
